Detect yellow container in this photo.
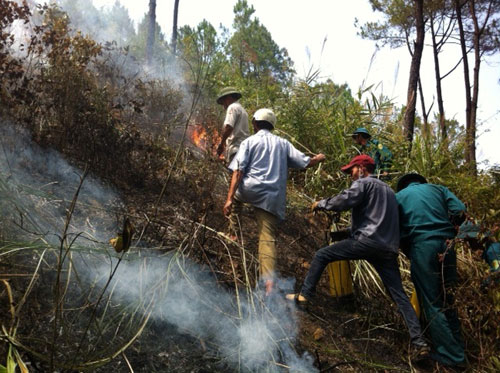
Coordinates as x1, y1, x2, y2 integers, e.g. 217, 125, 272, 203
410, 289, 420, 318
326, 260, 353, 297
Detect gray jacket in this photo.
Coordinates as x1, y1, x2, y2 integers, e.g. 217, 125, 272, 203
317, 176, 399, 252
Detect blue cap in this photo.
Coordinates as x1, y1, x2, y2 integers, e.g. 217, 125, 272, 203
352, 127, 371, 138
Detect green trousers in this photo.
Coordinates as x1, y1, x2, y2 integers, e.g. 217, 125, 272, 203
409, 238, 465, 366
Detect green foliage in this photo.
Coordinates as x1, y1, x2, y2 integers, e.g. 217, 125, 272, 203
357, 0, 415, 48
388, 119, 500, 227
0, 345, 15, 373
461, 0, 500, 55
175, 1, 296, 122
178, 19, 226, 96
226, 0, 294, 91
279, 79, 359, 165
129, 14, 170, 65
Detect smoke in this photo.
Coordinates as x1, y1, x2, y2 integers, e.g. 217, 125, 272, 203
2, 3, 316, 370
0, 121, 316, 371
86, 252, 318, 372
46, 0, 188, 88
0, 122, 121, 245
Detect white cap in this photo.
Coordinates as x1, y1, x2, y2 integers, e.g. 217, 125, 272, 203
253, 108, 276, 128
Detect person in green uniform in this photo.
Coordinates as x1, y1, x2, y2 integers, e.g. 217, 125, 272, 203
351, 127, 393, 177
396, 173, 467, 369
457, 221, 500, 283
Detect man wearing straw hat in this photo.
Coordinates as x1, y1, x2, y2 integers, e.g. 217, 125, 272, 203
223, 108, 325, 295
216, 87, 249, 240
396, 173, 467, 369
216, 87, 249, 164
286, 155, 429, 358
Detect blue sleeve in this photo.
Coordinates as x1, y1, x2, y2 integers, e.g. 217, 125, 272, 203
286, 140, 310, 169
317, 180, 365, 212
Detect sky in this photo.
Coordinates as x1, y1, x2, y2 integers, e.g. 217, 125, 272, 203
92, 0, 500, 167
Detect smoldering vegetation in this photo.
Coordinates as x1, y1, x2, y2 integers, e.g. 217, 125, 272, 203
0, 120, 315, 371
0, 122, 121, 245
86, 254, 317, 372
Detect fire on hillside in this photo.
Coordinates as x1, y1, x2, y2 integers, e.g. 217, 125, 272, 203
189, 124, 223, 159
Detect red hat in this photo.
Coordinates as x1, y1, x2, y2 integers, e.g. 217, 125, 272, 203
341, 154, 375, 173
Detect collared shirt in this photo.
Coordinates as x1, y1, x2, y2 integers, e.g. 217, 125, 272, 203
396, 182, 466, 244
317, 176, 400, 252
229, 130, 310, 220
363, 138, 393, 175
224, 102, 249, 159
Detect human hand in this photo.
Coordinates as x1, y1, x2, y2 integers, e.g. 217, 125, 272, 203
223, 199, 233, 217
311, 201, 320, 212
216, 142, 225, 156
316, 153, 326, 163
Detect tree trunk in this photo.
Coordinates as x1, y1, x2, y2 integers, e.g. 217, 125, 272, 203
146, 0, 156, 66
430, 14, 447, 140
469, 0, 481, 174
403, 0, 425, 150
418, 77, 429, 135
455, 0, 474, 173
172, 0, 180, 54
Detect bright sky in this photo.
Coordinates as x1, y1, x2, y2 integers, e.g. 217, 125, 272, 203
92, 0, 500, 167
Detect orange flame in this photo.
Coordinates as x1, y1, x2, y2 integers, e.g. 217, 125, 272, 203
191, 125, 208, 149
190, 124, 223, 159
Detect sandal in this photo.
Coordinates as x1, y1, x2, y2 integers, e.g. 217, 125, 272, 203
285, 293, 308, 306
410, 341, 431, 363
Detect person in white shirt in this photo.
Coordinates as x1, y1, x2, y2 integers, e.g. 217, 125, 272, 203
216, 87, 250, 240
224, 108, 325, 295
216, 87, 249, 164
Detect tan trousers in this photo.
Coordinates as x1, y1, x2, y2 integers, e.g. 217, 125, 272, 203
226, 151, 243, 239
254, 207, 278, 279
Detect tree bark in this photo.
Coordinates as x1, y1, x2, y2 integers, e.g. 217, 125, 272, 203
455, 0, 475, 173
468, 0, 481, 174
418, 77, 429, 134
403, 0, 425, 150
172, 0, 180, 54
146, 0, 156, 66
430, 13, 447, 140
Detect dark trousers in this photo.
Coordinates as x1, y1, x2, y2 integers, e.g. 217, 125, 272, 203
409, 239, 465, 366
301, 239, 424, 343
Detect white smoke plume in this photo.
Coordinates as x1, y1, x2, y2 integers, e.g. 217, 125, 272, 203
86, 252, 318, 372
0, 122, 121, 245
